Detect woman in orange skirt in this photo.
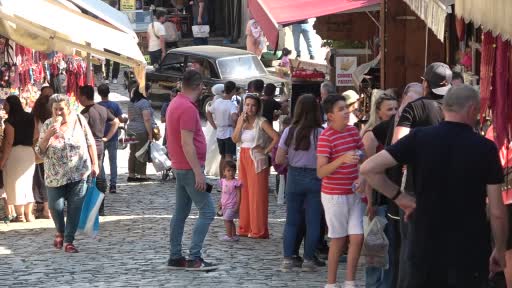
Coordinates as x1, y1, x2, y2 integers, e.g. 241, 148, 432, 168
232, 95, 279, 239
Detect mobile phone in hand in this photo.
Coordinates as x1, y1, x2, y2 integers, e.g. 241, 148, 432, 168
205, 183, 213, 193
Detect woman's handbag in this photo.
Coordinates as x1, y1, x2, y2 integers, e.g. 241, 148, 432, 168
136, 140, 152, 163
152, 125, 162, 141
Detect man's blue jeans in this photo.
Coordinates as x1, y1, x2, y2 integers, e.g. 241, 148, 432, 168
169, 169, 215, 260
283, 166, 322, 260
292, 23, 314, 57
100, 140, 118, 187
47, 180, 87, 243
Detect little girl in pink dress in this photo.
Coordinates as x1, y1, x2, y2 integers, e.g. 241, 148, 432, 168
218, 160, 242, 241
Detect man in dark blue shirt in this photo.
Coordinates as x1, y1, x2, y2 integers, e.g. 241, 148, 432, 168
97, 84, 125, 194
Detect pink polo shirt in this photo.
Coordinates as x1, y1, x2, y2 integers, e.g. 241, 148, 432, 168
166, 93, 206, 170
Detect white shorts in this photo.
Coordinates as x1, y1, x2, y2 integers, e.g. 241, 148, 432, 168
321, 193, 364, 238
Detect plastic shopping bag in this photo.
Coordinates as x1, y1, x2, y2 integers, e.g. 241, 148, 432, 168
192, 25, 210, 38
362, 215, 389, 268
277, 174, 286, 205
136, 140, 151, 163
78, 178, 104, 237
150, 141, 172, 172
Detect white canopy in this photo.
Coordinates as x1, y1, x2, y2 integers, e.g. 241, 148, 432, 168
67, 0, 137, 40
0, 0, 146, 85
455, 0, 512, 41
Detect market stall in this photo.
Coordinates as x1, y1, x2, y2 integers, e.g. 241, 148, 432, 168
0, 0, 146, 94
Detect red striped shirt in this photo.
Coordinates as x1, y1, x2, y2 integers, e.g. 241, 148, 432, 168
317, 125, 363, 195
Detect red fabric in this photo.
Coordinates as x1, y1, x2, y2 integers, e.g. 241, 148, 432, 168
166, 93, 207, 170
492, 36, 510, 148
485, 126, 512, 204
480, 32, 497, 123
248, 0, 380, 49
455, 17, 465, 41
317, 126, 363, 195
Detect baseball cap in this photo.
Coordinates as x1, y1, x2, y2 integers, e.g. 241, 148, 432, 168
422, 62, 452, 95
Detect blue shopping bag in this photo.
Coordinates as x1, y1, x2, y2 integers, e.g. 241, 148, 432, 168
78, 178, 104, 237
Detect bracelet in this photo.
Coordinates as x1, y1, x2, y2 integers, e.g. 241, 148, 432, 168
390, 189, 401, 201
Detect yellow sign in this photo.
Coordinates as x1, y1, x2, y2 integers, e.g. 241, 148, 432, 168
120, 0, 136, 11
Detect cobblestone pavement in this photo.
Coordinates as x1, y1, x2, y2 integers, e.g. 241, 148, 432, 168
0, 73, 364, 287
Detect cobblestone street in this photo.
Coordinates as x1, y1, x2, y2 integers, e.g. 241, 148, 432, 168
0, 78, 364, 287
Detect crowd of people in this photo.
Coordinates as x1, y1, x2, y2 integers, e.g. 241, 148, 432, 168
165, 63, 511, 288
1, 59, 511, 287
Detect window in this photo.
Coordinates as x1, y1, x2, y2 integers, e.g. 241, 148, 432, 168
160, 53, 185, 74
207, 60, 219, 79
217, 55, 267, 79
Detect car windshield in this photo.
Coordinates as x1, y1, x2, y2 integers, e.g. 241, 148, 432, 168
217, 55, 267, 79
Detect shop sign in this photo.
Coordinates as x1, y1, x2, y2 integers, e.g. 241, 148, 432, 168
120, 0, 136, 11
336, 57, 357, 86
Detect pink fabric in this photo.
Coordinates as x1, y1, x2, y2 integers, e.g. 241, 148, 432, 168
166, 93, 206, 170
219, 179, 242, 209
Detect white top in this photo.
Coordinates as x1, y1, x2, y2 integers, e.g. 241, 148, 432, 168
208, 98, 238, 139
147, 21, 166, 52
240, 129, 256, 148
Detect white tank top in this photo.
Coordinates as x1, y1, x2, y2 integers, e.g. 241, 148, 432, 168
240, 129, 256, 148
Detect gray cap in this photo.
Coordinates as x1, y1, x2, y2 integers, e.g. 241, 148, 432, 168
422, 62, 452, 95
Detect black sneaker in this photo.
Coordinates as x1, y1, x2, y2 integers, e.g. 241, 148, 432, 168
312, 255, 326, 267
109, 185, 117, 194
167, 257, 187, 270
185, 258, 219, 271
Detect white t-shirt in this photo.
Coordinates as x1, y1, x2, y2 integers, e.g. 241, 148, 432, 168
147, 21, 166, 52
208, 98, 238, 139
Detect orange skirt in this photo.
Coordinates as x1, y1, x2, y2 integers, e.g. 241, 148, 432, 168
237, 148, 269, 238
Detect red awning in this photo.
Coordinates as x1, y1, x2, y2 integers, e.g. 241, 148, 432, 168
248, 0, 380, 49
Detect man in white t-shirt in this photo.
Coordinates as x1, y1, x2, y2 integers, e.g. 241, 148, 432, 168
147, 10, 167, 65
206, 81, 239, 176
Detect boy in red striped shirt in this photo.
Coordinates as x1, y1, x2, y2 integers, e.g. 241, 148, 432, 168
317, 94, 365, 288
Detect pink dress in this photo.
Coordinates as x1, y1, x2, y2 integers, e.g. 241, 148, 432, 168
219, 178, 242, 220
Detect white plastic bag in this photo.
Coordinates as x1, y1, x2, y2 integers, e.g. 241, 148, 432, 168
192, 25, 210, 38
135, 140, 151, 163
150, 141, 172, 172
277, 174, 286, 204
362, 216, 389, 268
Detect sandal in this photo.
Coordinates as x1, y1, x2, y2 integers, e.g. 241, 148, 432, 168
10, 215, 26, 223
64, 243, 79, 253
54, 234, 64, 249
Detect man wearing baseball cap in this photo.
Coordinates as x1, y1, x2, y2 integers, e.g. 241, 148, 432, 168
390, 62, 452, 285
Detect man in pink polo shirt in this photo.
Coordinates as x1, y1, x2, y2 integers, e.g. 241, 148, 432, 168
166, 70, 217, 271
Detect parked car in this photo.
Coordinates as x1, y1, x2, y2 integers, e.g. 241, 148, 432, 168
142, 46, 287, 114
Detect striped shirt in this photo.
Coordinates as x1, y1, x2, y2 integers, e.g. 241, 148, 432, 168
317, 125, 363, 195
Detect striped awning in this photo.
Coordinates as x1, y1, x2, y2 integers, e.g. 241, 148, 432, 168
403, 0, 454, 42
